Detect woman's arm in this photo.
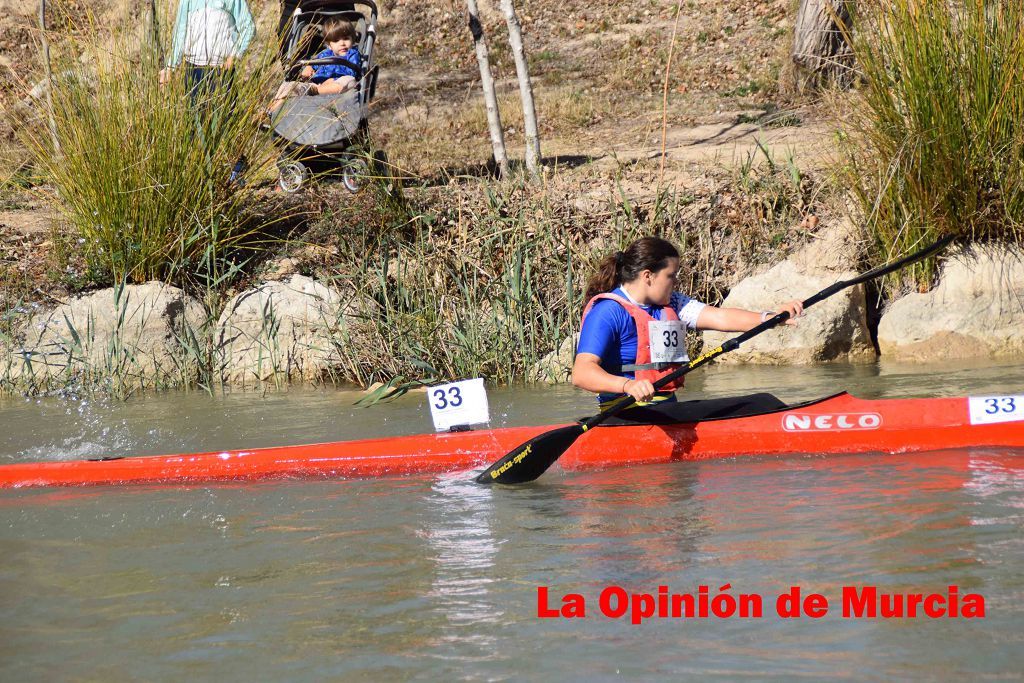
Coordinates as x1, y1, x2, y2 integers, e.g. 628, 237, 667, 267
695, 300, 803, 332
167, 0, 191, 68
231, 0, 256, 56
572, 353, 656, 403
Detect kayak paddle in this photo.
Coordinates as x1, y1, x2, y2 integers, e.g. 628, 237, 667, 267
476, 234, 955, 484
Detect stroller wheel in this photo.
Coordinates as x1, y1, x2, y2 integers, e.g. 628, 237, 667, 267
342, 157, 369, 194
278, 160, 308, 193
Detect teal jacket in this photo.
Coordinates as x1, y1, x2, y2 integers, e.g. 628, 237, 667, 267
168, 0, 255, 67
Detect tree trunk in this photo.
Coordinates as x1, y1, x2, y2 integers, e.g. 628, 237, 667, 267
466, 0, 508, 178
499, 0, 541, 179
792, 0, 855, 92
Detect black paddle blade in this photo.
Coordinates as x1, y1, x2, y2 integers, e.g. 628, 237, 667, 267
476, 424, 586, 484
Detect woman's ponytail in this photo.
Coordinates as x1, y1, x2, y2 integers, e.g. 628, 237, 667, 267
584, 253, 621, 301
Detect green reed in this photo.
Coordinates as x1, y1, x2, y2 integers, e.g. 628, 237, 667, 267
845, 0, 1024, 289
18, 4, 286, 288
317, 178, 714, 387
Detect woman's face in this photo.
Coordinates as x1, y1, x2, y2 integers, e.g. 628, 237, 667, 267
642, 257, 679, 306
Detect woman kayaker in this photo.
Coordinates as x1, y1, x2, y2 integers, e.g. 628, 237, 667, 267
573, 236, 803, 413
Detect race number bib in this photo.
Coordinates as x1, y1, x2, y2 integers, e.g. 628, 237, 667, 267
648, 320, 689, 364
428, 378, 490, 432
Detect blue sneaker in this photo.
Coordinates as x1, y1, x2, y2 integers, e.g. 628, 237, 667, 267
228, 156, 249, 187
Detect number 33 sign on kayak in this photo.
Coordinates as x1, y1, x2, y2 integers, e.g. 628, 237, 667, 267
428, 378, 490, 431
968, 395, 1024, 425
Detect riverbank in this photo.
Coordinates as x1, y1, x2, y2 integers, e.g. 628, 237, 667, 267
2, 0, 1023, 396
1, 162, 836, 395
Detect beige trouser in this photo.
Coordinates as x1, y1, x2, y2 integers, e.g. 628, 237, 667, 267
273, 80, 318, 100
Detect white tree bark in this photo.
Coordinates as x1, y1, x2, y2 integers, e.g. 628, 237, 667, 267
499, 0, 541, 179
466, 0, 508, 178
792, 0, 855, 91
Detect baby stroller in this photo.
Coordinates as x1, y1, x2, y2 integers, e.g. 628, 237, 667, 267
273, 0, 380, 193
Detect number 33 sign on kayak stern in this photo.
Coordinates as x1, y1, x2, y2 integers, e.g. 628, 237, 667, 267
428, 378, 490, 431
968, 395, 1024, 425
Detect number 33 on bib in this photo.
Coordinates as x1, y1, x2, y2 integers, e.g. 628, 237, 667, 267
648, 320, 689, 364
428, 378, 490, 431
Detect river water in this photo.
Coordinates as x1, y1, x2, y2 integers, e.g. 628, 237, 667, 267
1, 360, 1023, 680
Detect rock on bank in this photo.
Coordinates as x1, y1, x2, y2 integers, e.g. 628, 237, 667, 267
4, 282, 204, 384
1, 276, 356, 390
878, 243, 1024, 361
701, 220, 876, 364
214, 275, 350, 385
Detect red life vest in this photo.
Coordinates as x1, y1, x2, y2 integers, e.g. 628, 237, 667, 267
580, 292, 686, 392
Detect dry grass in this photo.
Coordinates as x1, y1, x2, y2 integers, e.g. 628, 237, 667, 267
293, 155, 827, 386
382, 85, 625, 178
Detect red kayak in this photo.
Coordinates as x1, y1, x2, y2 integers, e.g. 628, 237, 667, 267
1, 392, 1022, 489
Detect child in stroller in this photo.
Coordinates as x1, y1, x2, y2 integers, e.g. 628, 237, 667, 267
268, 18, 361, 113
270, 0, 380, 194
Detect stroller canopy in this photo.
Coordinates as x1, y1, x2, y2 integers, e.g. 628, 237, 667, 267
277, 0, 378, 52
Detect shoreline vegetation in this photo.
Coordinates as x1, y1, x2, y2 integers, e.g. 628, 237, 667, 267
2, 0, 1023, 397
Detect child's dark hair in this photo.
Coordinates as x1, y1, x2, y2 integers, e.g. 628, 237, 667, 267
324, 19, 356, 43
584, 237, 680, 301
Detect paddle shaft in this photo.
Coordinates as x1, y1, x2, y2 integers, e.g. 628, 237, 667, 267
582, 235, 954, 430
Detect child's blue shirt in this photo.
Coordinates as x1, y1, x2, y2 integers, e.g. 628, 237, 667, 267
311, 47, 361, 83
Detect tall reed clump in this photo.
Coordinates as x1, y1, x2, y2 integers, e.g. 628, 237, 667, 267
845, 0, 1024, 290
318, 180, 718, 387
18, 4, 286, 289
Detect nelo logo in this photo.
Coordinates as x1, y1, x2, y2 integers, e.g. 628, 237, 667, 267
782, 413, 882, 431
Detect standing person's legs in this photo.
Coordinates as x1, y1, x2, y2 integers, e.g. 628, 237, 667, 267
187, 65, 248, 185
213, 67, 249, 186
186, 65, 216, 111
184, 65, 218, 179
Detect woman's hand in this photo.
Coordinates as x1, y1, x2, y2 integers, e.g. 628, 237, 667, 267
622, 378, 656, 402
775, 299, 804, 325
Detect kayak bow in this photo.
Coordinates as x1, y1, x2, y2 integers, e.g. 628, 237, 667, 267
1, 392, 1022, 489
